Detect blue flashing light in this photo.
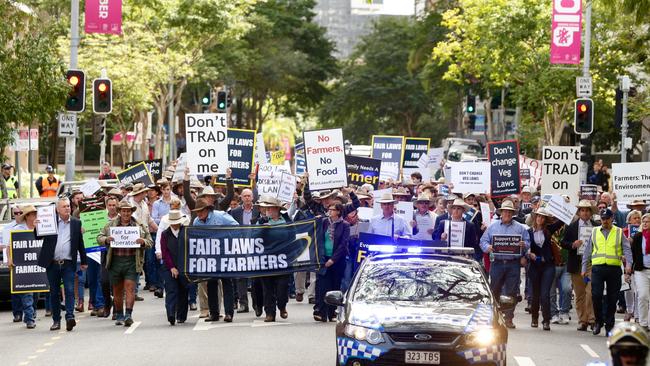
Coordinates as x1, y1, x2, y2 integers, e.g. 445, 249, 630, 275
367, 245, 396, 253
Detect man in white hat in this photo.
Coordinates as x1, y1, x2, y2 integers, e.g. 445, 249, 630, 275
479, 200, 530, 329
368, 193, 411, 238
432, 198, 479, 257
411, 194, 436, 240
128, 182, 160, 298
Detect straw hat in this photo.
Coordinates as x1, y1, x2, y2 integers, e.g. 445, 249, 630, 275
128, 183, 149, 196
415, 193, 432, 203
312, 190, 337, 200
191, 198, 214, 212
392, 187, 410, 196
107, 188, 124, 199
354, 188, 372, 200
258, 196, 284, 209
18, 205, 37, 220
156, 177, 170, 186
449, 198, 470, 211
463, 193, 476, 199
376, 193, 397, 204
576, 199, 597, 214
496, 200, 517, 213
198, 185, 219, 197
117, 201, 137, 212
166, 210, 187, 225
532, 207, 553, 217
627, 199, 647, 209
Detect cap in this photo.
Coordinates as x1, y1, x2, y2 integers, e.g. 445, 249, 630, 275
45, 165, 54, 173
2, 163, 12, 169
599, 208, 614, 219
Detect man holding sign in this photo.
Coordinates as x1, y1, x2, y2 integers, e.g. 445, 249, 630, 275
97, 201, 153, 328
480, 200, 530, 329
432, 198, 479, 260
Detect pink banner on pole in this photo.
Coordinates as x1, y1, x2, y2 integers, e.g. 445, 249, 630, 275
85, 0, 122, 35
550, 0, 582, 65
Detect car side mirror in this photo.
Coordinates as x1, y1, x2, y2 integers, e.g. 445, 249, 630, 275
498, 295, 516, 311
325, 291, 345, 306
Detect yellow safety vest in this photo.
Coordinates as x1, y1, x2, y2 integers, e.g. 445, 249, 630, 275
591, 226, 623, 266
4, 175, 17, 199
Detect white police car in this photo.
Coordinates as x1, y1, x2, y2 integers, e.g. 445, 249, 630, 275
326, 246, 513, 366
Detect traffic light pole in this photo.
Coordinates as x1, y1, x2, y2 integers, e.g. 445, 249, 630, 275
620, 75, 630, 163
65, 0, 80, 182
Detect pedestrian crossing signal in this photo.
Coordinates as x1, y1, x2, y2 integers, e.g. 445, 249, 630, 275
574, 98, 593, 134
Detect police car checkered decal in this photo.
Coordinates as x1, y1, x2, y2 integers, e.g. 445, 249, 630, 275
459, 343, 506, 366
464, 304, 493, 332
336, 337, 384, 365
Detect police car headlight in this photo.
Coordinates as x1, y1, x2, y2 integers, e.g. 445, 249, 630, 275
345, 324, 385, 345
466, 327, 497, 347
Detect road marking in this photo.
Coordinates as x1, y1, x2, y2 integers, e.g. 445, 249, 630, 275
514, 356, 536, 366
35, 349, 46, 353
251, 320, 291, 327
51, 336, 60, 340
43, 342, 53, 346
27, 356, 37, 360
19, 362, 29, 365
581, 344, 600, 358
58, 331, 65, 334
124, 321, 142, 334
193, 320, 250, 331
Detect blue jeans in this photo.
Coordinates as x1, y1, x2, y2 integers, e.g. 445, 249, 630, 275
47, 261, 76, 322
76, 263, 86, 303
489, 260, 520, 321
144, 234, 161, 289
87, 260, 104, 309
340, 256, 354, 293
188, 282, 197, 304
17, 294, 35, 323
11, 294, 23, 317
551, 265, 572, 316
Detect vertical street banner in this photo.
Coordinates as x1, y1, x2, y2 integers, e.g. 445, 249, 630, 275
550, 0, 581, 65
216, 129, 255, 187
345, 155, 381, 189
612, 162, 650, 201
449, 162, 491, 194
185, 113, 228, 175
10, 230, 49, 294
402, 137, 431, 178
257, 164, 291, 196
117, 161, 154, 186
294, 142, 307, 176
371, 135, 404, 181
542, 146, 581, 204
125, 159, 163, 181
84, 0, 122, 35
303, 128, 348, 191
487, 140, 521, 197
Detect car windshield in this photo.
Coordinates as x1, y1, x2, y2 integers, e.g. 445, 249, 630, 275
353, 260, 490, 303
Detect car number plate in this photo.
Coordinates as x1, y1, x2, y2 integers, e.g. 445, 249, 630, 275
405, 351, 440, 364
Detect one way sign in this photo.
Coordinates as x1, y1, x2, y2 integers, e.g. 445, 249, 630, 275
58, 113, 77, 138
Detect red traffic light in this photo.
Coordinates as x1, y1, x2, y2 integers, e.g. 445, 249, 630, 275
65, 69, 86, 112
578, 103, 588, 113
68, 75, 80, 86
98, 82, 107, 92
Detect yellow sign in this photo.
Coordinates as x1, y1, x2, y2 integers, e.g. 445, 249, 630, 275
270, 150, 285, 165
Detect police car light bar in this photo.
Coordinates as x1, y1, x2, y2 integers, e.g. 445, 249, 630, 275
366, 245, 474, 256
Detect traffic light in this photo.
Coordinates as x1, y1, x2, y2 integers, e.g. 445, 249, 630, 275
201, 92, 211, 107
466, 95, 476, 114
92, 116, 106, 144
216, 91, 227, 111
579, 136, 593, 165
93, 78, 112, 114
574, 98, 593, 134
468, 115, 476, 130
65, 69, 86, 112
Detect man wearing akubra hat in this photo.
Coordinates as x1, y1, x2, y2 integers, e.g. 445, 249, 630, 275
432, 198, 479, 257
432, 194, 458, 233
183, 166, 234, 222
160, 210, 190, 325
368, 193, 411, 238
411, 194, 436, 240
560, 199, 598, 331
303, 172, 361, 217
479, 199, 530, 329
128, 182, 160, 298
97, 200, 153, 327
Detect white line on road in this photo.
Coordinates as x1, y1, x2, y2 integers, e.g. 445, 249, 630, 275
27, 356, 37, 360
124, 321, 142, 334
35, 349, 46, 353
50, 337, 60, 340
251, 320, 291, 328
581, 344, 600, 358
43, 342, 53, 346
514, 356, 536, 366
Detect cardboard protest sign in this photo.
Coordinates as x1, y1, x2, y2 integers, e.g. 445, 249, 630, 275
542, 146, 580, 204
125, 159, 163, 181
444, 221, 466, 248
480, 202, 492, 226
80, 208, 108, 257
371, 135, 404, 181
303, 128, 347, 191
346, 155, 381, 189
449, 162, 491, 194
612, 162, 650, 201
270, 150, 285, 166
10, 230, 49, 293
487, 140, 520, 197
172, 153, 187, 182
277, 172, 297, 204
254, 133, 267, 165
215, 128, 255, 187
546, 194, 578, 225
580, 184, 598, 201
79, 179, 102, 197
109, 227, 141, 248
414, 147, 444, 181
520, 155, 542, 188
36, 205, 57, 236
294, 142, 306, 176
402, 137, 430, 177
185, 113, 228, 175
117, 161, 154, 186
492, 234, 522, 256
395, 201, 414, 235
257, 164, 291, 196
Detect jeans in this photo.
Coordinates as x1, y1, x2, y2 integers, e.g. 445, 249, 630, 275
236, 278, 249, 308
76, 263, 86, 303
529, 262, 555, 323
550, 265, 572, 316
17, 294, 35, 323
341, 256, 354, 293
144, 244, 161, 289
47, 261, 76, 322
161, 269, 189, 322
86, 259, 104, 309
489, 260, 520, 320
188, 282, 197, 305
11, 294, 23, 317
591, 265, 622, 328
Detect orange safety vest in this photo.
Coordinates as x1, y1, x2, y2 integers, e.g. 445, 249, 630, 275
41, 177, 59, 197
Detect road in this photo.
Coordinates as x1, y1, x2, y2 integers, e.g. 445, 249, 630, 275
0, 288, 616, 366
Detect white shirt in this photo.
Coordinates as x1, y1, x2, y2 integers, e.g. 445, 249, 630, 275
368, 214, 411, 237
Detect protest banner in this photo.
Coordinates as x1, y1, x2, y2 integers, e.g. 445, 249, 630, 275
36, 205, 57, 236
80, 208, 109, 256
125, 159, 163, 181
492, 235, 522, 256
402, 137, 430, 176
10, 230, 49, 293
439, 184, 450, 196
414, 147, 445, 181
487, 140, 520, 197
303, 128, 347, 191
277, 172, 297, 204
463, 207, 478, 222
79, 179, 102, 197
371, 135, 404, 181
78, 196, 106, 213
172, 153, 187, 182
182, 219, 323, 278
185, 113, 228, 175
520, 155, 542, 188
444, 221, 466, 248
580, 184, 598, 201
612, 162, 650, 201
346, 155, 381, 189
542, 146, 580, 204
257, 163, 291, 196
109, 227, 141, 248
629, 224, 640, 238
449, 162, 491, 194
546, 194, 578, 225
480, 202, 492, 226
294, 142, 306, 176
215, 128, 255, 187
117, 161, 154, 186
395, 201, 414, 235
254, 133, 267, 165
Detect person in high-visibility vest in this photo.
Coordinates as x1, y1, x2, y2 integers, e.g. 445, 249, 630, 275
35, 165, 59, 198
2, 163, 19, 199
582, 208, 633, 336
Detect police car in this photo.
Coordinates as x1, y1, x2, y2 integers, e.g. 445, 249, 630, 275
326, 246, 513, 366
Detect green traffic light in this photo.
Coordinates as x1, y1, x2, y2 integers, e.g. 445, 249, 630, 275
202, 97, 209, 105
219, 102, 226, 109
467, 106, 474, 113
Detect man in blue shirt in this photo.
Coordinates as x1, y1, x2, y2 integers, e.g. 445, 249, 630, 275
480, 200, 530, 328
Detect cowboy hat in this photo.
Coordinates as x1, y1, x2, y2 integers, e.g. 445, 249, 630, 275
449, 198, 470, 211
189, 176, 204, 189
376, 193, 397, 204
532, 207, 553, 217
156, 177, 170, 186
166, 210, 187, 225
128, 183, 149, 196
107, 188, 124, 199
445, 194, 458, 201
463, 193, 476, 199
117, 201, 137, 211
198, 185, 219, 197
392, 187, 410, 196
415, 193, 432, 203
521, 185, 535, 195
627, 199, 647, 209
18, 205, 37, 220
258, 196, 284, 209
576, 199, 597, 213
312, 190, 337, 200
496, 200, 517, 213
354, 188, 372, 200
98, 180, 116, 189
191, 198, 214, 212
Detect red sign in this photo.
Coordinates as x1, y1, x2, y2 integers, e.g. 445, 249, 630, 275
85, 0, 122, 35
550, 0, 582, 65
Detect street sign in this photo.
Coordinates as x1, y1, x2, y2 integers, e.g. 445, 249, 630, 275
576, 77, 592, 97
58, 113, 77, 138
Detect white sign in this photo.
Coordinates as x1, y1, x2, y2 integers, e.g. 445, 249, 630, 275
173, 153, 187, 182
413, 212, 434, 240
58, 113, 77, 138
576, 76, 592, 97
542, 146, 581, 204
303, 129, 348, 191
357, 207, 374, 221
412, 147, 445, 182
449, 162, 491, 194
185, 113, 228, 175
578, 226, 592, 255
444, 221, 466, 248
109, 227, 141, 248
79, 179, 101, 197
520, 155, 542, 189
480, 202, 492, 226
612, 162, 650, 201
257, 164, 290, 196
254, 133, 267, 165
546, 194, 578, 225
395, 201, 414, 235
36, 205, 58, 236
277, 172, 296, 204
12, 129, 39, 151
